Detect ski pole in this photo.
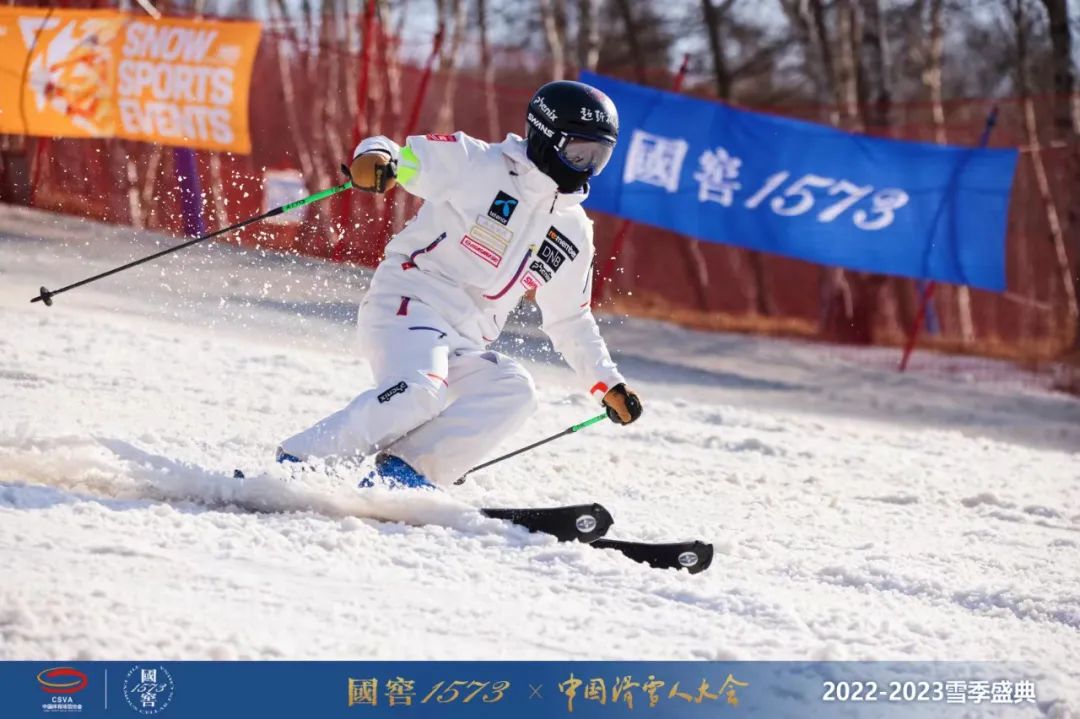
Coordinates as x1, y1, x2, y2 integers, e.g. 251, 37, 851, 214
454, 413, 608, 485
30, 180, 354, 307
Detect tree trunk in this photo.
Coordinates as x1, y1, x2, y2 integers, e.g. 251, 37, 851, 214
271, 0, 322, 186
1016, 0, 1079, 347
613, 0, 647, 84
1040, 0, 1078, 136
537, 0, 567, 80
434, 0, 468, 131
476, 0, 501, 140
931, 0, 975, 343
701, 0, 773, 315
577, 0, 600, 72
1039, 0, 1080, 349
808, 0, 856, 338
862, 0, 914, 337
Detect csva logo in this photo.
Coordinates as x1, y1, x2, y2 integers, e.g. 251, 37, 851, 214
37, 667, 88, 694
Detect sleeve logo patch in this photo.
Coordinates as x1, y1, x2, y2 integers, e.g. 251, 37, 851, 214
545, 226, 579, 260
487, 191, 520, 226
425, 133, 456, 142
537, 240, 566, 272
377, 381, 408, 404
461, 235, 503, 267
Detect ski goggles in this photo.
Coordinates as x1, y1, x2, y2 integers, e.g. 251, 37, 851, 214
556, 134, 615, 175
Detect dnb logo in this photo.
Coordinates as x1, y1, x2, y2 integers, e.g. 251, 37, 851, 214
123, 665, 175, 716
487, 191, 519, 226
36, 667, 88, 713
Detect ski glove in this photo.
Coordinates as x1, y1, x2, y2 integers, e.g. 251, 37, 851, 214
349, 151, 398, 193
602, 383, 643, 425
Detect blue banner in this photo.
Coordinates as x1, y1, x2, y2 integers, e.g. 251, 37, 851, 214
582, 73, 1018, 291
3, 661, 1045, 718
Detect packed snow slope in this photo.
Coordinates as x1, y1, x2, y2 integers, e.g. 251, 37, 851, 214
1, 206, 1078, 709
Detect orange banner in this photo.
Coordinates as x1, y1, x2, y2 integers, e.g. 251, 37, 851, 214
0, 9, 261, 153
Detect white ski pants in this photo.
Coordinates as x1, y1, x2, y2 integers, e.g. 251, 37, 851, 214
278, 291, 538, 485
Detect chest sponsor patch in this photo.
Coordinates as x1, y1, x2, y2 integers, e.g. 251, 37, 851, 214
468, 221, 510, 253
520, 272, 540, 291
473, 214, 513, 242
529, 260, 553, 282
461, 235, 502, 267
425, 133, 456, 142
537, 240, 566, 273
487, 191, 519, 226
545, 226, 579, 260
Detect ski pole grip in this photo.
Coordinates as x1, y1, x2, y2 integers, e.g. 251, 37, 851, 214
571, 413, 607, 432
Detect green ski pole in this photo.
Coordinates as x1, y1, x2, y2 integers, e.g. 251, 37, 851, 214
30, 180, 354, 307
454, 413, 608, 485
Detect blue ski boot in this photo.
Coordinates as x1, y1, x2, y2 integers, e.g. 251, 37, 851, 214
359, 453, 435, 490
276, 447, 303, 464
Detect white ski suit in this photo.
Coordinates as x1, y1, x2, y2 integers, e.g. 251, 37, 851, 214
279, 131, 625, 485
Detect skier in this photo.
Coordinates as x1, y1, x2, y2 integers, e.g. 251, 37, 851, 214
278, 80, 642, 488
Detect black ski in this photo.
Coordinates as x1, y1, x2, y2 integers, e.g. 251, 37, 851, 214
592, 538, 714, 575
481, 503, 613, 543
230, 471, 708, 574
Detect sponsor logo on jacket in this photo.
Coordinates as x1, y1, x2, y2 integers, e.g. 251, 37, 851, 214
537, 239, 566, 273
529, 260, 552, 282
461, 235, 502, 267
487, 191, 519, 226
545, 226, 578, 260
473, 214, 513, 243
377, 381, 408, 404
469, 219, 511, 254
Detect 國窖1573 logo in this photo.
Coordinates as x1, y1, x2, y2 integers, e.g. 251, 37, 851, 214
123, 665, 174, 715
36, 667, 88, 713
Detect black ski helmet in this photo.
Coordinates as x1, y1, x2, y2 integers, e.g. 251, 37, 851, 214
525, 80, 619, 193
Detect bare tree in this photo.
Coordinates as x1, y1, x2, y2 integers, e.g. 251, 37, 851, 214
577, 0, 600, 72
434, 0, 469, 131
537, 0, 569, 79
1040, 0, 1079, 135
476, 0, 502, 139
701, 0, 776, 316
1011, 0, 1079, 347
612, 0, 647, 83
1038, 0, 1079, 349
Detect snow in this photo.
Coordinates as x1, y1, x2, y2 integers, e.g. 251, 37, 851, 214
1, 205, 1078, 711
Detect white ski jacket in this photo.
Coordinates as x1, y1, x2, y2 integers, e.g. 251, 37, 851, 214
355, 131, 625, 399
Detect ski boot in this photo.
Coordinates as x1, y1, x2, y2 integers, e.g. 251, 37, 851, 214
276, 447, 303, 464
359, 453, 435, 490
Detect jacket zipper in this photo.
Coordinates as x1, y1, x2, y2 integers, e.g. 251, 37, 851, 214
401, 232, 447, 270
483, 183, 557, 301
482, 247, 533, 300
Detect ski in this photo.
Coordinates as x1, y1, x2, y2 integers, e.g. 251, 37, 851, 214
481, 503, 613, 543
231, 470, 707, 574
483, 505, 714, 574
592, 538, 714, 575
